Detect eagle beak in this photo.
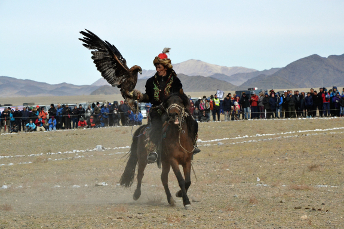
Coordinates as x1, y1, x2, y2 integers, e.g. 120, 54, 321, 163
139, 70, 142, 74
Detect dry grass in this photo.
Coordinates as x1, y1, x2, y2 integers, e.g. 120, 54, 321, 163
0, 204, 13, 211
289, 184, 314, 191
249, 195, 258, 204
308, 164, 321, 172
111, 205, 127, 213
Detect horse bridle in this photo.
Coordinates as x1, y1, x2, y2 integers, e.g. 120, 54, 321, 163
165, 103, 195, 154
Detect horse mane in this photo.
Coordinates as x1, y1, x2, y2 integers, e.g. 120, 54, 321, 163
163, 92, 191, 112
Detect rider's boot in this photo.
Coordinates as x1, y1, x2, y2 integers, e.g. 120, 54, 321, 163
145, 139, 157, 164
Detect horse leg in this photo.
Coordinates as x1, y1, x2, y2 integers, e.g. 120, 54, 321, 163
133, 137, 147, 200
176, 161, 191, 198
161, 161, 175, 206
170, 159, 191, 209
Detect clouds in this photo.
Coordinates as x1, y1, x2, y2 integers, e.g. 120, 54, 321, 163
1, 0, 344, 84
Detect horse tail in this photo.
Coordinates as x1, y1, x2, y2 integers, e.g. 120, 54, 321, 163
120, 125, 146, 187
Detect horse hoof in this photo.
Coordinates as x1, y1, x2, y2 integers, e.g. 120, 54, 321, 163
133, 189, 141, 201
169, 197, 176, 207
184, 204, 192, 210
175, 190, 182, 198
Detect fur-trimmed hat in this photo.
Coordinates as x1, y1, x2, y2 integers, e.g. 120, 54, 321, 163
153, 48, 173, 69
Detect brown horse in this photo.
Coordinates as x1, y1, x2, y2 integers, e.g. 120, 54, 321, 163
120, 93, 196, 209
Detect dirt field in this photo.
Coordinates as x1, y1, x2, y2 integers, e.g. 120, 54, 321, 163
1, 117, 344, 228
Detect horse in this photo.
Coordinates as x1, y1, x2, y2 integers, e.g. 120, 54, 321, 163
120, 92, 196, 209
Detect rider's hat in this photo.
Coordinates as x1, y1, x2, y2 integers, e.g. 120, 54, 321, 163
153, 48, 172, 69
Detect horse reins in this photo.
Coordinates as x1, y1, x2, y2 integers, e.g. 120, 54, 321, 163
165, 103, 195, 154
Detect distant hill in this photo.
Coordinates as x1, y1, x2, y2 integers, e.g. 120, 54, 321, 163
0, 76, 100, 97
90, 74, 236, 95
238, 54, 344, 89
173, 59, 256, 77
238, 74, 299, 90
91, 59, 256, 87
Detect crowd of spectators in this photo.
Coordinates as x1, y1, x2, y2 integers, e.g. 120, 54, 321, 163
190, 86, 344, 121
0, 100, 145, 133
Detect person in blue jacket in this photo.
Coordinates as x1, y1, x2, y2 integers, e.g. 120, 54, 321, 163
25, 120, 36, 132
48, 116, 57, 131
135, 112, 143, 125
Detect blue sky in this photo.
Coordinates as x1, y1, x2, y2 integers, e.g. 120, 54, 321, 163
1, 0, 343, 85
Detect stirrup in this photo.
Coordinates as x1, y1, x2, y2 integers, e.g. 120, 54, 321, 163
147, 152, 158, 164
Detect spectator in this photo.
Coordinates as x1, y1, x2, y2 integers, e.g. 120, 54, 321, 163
300, 92, 306, 117
10, 123, 19, 133
189, 101, 195, 115
48, 116, 57, 131
282, 91, 288, 118
209, 95, 214, 120
193, 107, 200, 121
88, 115, 97, 128
305, 92, 313, 118
233, 101, 240, 120
262, 93, 270, 119
112, 103, 120, 126
322, 88, 330, 117
119, 101, 129, 126
222, 94, 232, 121
340, 94, 344, 117
250, 92, 259, 119
145, 102, 152, 114
213, 94, 220, 121
258, 92, 265, 119
56, 104, 63, 129
108, 103, 114, 126
25, 120, 36, 132
78, 116, 87, 128
294, 90, 302, 117
78, 104, 85, 119
269, 93, 277, 119
286, 91, 296, 118
13, 107, 22, 131
101, 103, 109, 126
48, 104, 57, 119
21, 107, 30, 131
199, 99, 205, 112
35, 115, 45, 131
200, 110, 209, 122
317, 88, 324, 117
134, 111, 143, 125
39, 107, 48, 127
63, 104, 72, 129
93, 102, 101, 123
71, 105, 79, 129
276, 93, 283, 118
204, 98, 211, 120
240, 92, 250, 120
10, 109, 15, 129
85, 105, 92, 120
332, 92, 341, 117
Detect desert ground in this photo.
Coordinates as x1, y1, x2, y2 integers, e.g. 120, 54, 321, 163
1, 117, 344, 228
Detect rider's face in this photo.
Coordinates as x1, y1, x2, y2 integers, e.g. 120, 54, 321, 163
156, 64, 167, 77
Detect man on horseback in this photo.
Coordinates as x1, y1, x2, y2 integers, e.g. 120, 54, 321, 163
134, 48, 200, 163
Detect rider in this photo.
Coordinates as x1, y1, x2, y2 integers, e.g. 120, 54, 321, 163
134, 49, 200, 163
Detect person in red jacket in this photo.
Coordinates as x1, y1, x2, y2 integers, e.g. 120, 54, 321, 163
322, 88, 330, 117
250, 92, 259, 119
78, 116, 87, 128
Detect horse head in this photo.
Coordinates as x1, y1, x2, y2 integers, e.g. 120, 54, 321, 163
163, 91, 190, 125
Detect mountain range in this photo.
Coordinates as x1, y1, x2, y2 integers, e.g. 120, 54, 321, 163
0, 76, 99, 97
1, 54, 344, 97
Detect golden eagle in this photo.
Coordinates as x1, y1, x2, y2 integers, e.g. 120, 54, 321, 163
79, 29, 142, 99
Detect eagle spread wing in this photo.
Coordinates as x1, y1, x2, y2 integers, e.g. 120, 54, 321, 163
79, 29, 142, 98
